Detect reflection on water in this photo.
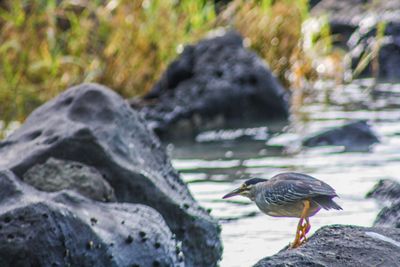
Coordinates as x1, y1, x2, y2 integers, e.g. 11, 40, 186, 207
169, 80, 400, 267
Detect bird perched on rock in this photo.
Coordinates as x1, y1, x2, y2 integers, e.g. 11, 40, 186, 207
222, 172, 342, 248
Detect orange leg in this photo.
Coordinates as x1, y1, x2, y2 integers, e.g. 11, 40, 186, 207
290, 200, 310, 248
299, 217, 311, 244
292, 218, 304, 248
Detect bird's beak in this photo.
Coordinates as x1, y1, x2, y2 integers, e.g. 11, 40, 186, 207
222, 187, 243, 199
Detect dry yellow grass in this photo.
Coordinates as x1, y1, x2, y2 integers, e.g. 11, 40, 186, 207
0, 0, 331, 131
219, 0, 316, 89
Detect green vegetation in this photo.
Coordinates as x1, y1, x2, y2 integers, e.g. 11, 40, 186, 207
352, 21, 386, 79
220, 0, 315, 88
0, 0, 330, 131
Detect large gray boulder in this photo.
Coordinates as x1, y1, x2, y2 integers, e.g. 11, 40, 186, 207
132, 31, 289, 139
254, 225, 400, 267
0, 170, 182, 267
0, 83, 222, 267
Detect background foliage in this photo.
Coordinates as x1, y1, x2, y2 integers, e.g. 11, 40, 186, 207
0, 0, 329, 130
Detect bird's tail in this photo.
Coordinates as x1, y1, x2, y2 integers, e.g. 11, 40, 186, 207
313, 196, 343, 210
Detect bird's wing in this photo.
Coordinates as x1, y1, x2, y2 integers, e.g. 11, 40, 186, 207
264, 176, 337, 206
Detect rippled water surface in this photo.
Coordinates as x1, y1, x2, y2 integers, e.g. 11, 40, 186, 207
169, 80, 400, 267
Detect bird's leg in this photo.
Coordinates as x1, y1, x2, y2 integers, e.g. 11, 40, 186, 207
299, 218, 311, 244
291, 218, 304, 248
299, 202, 311, 244
291, 200, 310, 248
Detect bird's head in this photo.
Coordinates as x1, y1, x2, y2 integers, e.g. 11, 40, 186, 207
222, 178, 267, 200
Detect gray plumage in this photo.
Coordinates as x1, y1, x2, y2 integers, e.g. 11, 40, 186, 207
249, 172, 342, 217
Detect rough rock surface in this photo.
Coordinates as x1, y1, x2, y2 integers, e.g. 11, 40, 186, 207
23, 157, 116, 202
132, 31, 289, 139
302, 120, 379, 151
254, 225, 400, 267
0, 83, 222, 267
0, 170, 182, 267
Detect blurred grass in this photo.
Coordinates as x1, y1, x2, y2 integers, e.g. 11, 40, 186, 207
352, 21, 386, 80
218, 0, 316, 89
0, 0, 215, 127
0, 0, 332, 132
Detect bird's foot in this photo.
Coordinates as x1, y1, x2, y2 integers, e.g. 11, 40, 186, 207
290, 232, 302, 249
290, 223, 309, 248
290, 237, 307, 249
290, 237, 306, 249
289, 241, 300, 249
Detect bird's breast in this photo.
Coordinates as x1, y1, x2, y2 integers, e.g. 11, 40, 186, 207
255, 198, 320, 218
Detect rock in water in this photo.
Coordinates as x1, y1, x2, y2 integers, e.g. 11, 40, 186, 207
312, 0, 400, 80
366, 179, 400, 203
0, 83, 222, 266
254, 225, 400, 267
132, 31, 289, 139
348, 18, 400, 81
303, 120, 379, 152
0, 170, 182, 267
311, 0, 369, 46
368, 179, 400, 228
374, 201, 400, 228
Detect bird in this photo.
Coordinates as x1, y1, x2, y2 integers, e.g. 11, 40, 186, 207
222, 172, 342, 248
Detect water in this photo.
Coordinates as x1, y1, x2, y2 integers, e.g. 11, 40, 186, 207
169, 79, 400, 267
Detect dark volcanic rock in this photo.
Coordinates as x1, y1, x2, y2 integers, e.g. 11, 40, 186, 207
374, 200, 400, 228
311, 0, 369, 46
0, 170, 182, 267
23, 157, 116, 202
132, 31, 289, 139
366, 179, 400, 203
312, 0, 400, 80
303, 120, 379, 151
254, 225, 400, 267
348, 17, 400, 81
368, 179, 400, 228
0, 83, 222, 267
312, 0, 400, 47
